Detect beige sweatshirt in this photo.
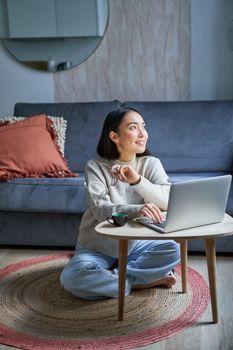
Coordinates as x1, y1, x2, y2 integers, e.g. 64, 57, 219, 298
77, 155, 170, 258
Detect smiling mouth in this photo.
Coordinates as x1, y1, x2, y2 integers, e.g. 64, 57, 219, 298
135, 141, 146, 145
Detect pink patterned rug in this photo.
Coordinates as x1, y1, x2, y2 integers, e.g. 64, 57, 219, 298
0, 252, 209, 350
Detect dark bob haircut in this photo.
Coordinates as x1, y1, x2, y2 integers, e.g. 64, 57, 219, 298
97, 106, 150, 160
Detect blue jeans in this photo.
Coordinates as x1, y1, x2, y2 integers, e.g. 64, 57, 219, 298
60, 240, 180, 300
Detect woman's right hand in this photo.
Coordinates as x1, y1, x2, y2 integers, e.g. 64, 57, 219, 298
138, 203, 164, 223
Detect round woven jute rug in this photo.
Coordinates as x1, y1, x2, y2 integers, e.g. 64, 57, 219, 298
0, 252, 209, 350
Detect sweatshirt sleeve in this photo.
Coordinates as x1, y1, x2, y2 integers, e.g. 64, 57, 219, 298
85, 160, 143, 223
131, 158, 171, 210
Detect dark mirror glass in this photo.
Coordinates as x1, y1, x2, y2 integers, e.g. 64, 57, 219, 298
0, 0, 109, 71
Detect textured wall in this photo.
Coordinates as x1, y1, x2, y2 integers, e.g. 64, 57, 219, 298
54, 0, 191, 102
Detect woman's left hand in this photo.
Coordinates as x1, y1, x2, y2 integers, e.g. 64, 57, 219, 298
110, 164, 141, 185
138, 203, 163, 223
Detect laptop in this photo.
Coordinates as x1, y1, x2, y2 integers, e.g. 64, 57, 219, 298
136, 175, 232, 233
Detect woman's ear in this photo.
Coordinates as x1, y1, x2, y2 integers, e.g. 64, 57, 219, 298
109, 131, 119, 144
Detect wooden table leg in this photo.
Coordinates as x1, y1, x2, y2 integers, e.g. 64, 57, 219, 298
205, 238, 218, 323
118, 239, 128, 321
179, 239, 188, 293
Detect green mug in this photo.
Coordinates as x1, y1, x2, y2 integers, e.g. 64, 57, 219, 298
107, 212, 128, 227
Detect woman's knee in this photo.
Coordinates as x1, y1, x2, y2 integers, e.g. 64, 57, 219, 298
156, 240, 180, 263
153, 239, 180, 255
60, 260, 97, 290
60, 260, 121, 300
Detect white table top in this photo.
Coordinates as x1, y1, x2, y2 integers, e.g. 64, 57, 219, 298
95, 214, 233, 240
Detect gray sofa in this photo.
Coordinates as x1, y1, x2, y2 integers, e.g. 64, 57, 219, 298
0, 100, 233, 252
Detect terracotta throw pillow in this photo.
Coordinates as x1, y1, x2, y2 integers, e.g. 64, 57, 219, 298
0, 115, 67, 156
0, 115, 76, 181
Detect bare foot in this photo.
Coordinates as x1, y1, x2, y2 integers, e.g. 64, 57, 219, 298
132, 274, 176, 290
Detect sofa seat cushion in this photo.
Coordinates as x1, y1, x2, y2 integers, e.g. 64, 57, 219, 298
0, 174, 86, 213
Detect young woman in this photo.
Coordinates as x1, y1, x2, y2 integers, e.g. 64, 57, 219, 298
60, 106, 180, 300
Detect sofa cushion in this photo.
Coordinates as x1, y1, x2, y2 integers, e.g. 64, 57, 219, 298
0, 174, 86, 213
0, 115, 75, 181
14, 101, 122, 173
123, 101, 233, 173
0, 115, 67, 156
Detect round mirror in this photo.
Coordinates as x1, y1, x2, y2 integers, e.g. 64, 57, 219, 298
0, 0, 109, 72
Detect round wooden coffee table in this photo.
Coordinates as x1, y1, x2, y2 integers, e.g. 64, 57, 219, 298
95, 214, 233, 322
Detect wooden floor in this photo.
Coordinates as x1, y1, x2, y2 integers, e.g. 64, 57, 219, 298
0, 248, 232, 350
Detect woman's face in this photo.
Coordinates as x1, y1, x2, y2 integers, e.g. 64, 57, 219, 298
109, 111, 148, 161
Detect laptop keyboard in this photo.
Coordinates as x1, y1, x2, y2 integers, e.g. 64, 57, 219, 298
152, 221, 166, 228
